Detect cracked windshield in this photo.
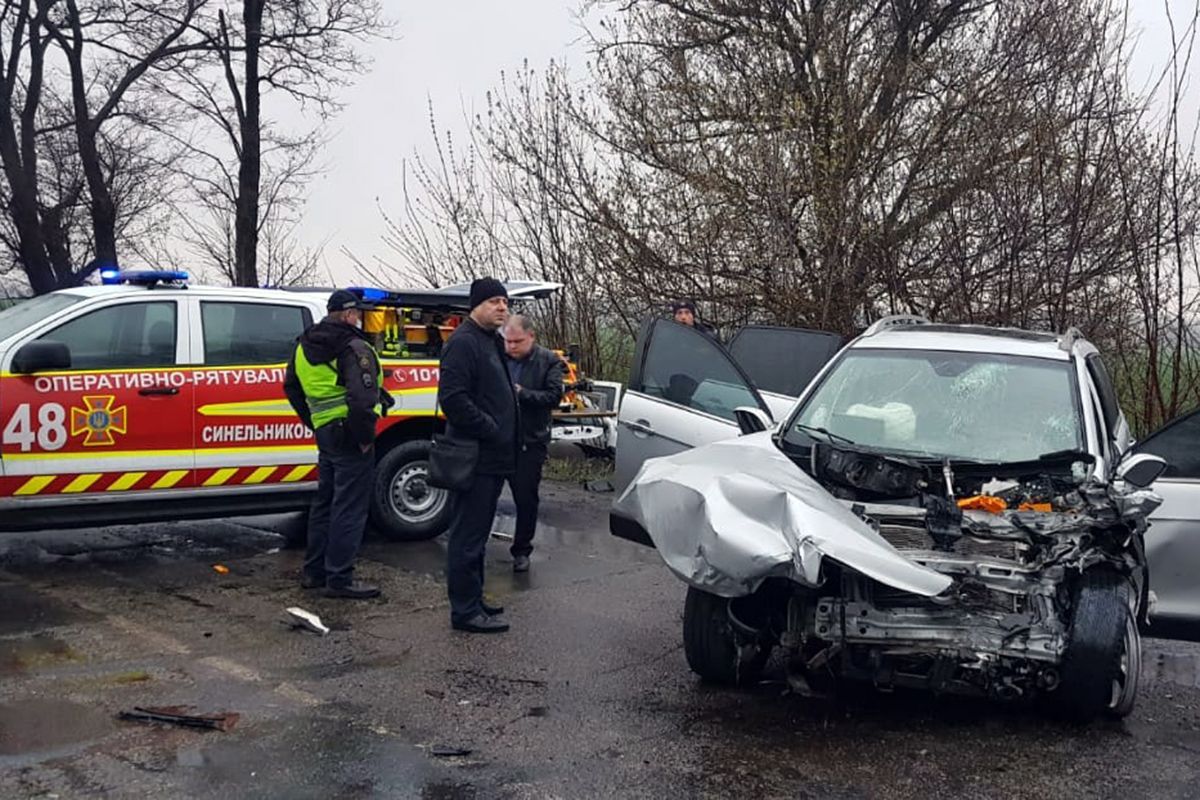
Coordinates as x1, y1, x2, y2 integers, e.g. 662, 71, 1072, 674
789, 348, 1083, 463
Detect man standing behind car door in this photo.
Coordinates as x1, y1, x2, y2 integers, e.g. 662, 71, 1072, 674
438, 278, 518, 633
502, 314, 565, 573
284, 289, 393, 599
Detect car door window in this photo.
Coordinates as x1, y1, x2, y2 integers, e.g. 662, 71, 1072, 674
1135, 410, 1200, 478
728, 326, 843, 397
634, 320, 764, 422
37, 302, 177, 369
201, 302, 311, 365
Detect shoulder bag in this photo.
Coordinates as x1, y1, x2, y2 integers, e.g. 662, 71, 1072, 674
427, 390, 479, 492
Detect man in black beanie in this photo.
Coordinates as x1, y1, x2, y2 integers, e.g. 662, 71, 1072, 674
670, 299, 721, 343
437, 277, 518, 633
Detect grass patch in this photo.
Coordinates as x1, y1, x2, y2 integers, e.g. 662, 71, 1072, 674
543, 455, 614, 484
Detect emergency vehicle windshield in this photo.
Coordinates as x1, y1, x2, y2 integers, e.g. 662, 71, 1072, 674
0, 293, 83, 343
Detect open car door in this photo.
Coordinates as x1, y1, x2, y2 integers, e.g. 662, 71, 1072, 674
726, 325, 843, 419
613, 318, 773, 493
1130, 408, 1200, 626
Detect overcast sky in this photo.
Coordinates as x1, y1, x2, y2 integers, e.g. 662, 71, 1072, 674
295, 0, 1199, 287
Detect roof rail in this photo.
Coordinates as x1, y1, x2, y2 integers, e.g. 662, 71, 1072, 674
1058, 326, 1083, 352
862, 314, 931, 337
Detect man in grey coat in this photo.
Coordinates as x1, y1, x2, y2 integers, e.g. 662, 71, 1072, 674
502, 314, 566, 572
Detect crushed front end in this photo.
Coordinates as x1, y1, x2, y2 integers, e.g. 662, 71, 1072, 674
612, 433, 1159, 712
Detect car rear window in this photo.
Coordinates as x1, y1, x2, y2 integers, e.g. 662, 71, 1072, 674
201, 302, 311, 365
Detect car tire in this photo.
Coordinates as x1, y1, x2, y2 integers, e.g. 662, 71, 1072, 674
683, 586, 767, 686
1055, 568, 1139, 722
369, 440, 454, 542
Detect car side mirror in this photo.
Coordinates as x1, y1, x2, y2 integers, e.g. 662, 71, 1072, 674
734, 406, 773, 435
11, 341, 70, 374
1117, 453, 1167, 488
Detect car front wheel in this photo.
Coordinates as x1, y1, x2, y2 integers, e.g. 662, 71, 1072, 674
683, 586, 767, 686
1055, 568, 1140, 721
370, 440, 454, 541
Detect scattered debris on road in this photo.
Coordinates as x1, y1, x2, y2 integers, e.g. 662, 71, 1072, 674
285, 606, 330, 636
211, 564, 230, 574
584, 479, 614, 493
431, 745, 473, 758
118, 705, 240, 732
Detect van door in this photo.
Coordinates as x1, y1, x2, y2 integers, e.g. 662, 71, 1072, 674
614, 318, 771, 492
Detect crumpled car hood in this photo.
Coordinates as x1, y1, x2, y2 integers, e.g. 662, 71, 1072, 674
612, 433, 953, 598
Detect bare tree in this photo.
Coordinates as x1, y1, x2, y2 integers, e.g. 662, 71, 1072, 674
43, 0, 210, 276
176, 0, 385, 287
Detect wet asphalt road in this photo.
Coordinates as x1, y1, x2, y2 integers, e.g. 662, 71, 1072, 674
3, 481, 1200, 799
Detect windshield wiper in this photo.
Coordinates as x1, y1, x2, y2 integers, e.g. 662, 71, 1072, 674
794, 424, 856, 446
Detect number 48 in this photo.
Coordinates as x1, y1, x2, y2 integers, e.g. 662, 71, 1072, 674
2, 403, 67, 452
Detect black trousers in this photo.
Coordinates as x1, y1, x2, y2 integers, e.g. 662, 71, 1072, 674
304, 422, 374, 589
506, 444, 547, 558
446, 472, 506, 624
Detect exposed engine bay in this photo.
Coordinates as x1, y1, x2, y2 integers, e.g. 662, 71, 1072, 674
611, 432, 1161, 717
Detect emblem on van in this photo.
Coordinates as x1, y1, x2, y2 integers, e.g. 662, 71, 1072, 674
71, 395, 128, 446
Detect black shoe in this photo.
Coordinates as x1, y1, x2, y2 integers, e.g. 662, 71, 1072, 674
512, 556, 530, 573
482, 601, 505, 616
452, 613, 510, 633
300, 574, 324, 590
324, 582, 381, 599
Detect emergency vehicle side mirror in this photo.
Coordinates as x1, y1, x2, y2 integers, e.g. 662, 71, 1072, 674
12, 341, 71, 374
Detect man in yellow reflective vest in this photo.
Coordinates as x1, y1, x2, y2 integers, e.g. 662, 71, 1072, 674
284, 289, 393, 599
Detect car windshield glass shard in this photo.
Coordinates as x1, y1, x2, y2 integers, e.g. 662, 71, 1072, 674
788, 348, 1082, 463
0, 294, 83, 343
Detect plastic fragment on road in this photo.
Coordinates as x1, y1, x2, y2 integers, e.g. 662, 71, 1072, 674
285, 606, 330, 636
431, 745, 473, 757
212, 564, 230, 574
956, 495, 1008, 514
118, 705, 240, 732
1018, 502, 1053, 512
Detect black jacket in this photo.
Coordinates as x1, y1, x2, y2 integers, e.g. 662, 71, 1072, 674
438, 317, 518, 475
284, 318, 389, 448
508, 345, 565, 448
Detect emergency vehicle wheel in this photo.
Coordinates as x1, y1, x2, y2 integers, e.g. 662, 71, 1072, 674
370, 441, 453, 541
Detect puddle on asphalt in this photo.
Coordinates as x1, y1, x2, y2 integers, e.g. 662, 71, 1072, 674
174, 715, 472, 798
0, 698, 115, 759
0, 633, 81, 676
0, 585, 101, 636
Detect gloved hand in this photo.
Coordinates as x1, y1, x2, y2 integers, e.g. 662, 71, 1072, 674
379, 387, 396, 416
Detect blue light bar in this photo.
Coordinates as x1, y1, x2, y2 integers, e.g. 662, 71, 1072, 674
108, 270, 189, 287
351, 287, 390, 302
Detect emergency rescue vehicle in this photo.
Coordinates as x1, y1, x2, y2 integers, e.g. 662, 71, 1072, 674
0, 270, 560, 541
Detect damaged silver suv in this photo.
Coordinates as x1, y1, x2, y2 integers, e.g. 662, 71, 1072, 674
611, 316, 1167, 721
